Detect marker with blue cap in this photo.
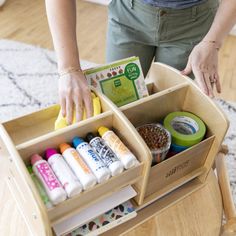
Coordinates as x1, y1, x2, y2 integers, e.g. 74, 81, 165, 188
72, 137, 111, 183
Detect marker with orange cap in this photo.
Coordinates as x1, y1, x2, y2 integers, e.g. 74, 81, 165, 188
31, 154, 67, 205
98, 127, 138, 169
59, 143, 97, 190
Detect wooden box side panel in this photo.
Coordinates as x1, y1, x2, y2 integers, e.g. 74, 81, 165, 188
183, 85, 229, 181
3, 105, 60, 146
121, 86, 189, 128
17, 112, 113, 163
0, 125, 52, 236
145, 136, 215, 198
147, 62, 190, 91
111, 110, 152, 205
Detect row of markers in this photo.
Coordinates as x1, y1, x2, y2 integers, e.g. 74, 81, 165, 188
28, 126, 138, 207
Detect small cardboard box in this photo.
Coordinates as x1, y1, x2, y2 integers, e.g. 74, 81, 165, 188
84, 57, 149, 107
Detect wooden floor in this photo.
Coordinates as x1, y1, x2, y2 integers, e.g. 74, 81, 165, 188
0, 0, 236, 101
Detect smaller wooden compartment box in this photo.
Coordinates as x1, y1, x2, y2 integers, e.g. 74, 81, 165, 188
120, 63, 229, 205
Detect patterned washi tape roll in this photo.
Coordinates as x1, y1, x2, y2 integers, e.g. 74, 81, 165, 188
164, 111, 206, 147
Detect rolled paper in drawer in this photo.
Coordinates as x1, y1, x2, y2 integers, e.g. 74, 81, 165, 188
27, 166, 53, 209
98, 127, 138, 169
164, 111, 206, 147
86, 132, 124, 176
72, 137, 111, 184
31, 154, 67, 205
59, 143, 97, 190
45, 149, 83, 198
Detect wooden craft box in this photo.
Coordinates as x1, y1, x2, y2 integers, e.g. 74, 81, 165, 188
0, 63, 229, 235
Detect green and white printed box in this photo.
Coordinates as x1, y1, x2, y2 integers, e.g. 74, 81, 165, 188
84, 57, 149, 107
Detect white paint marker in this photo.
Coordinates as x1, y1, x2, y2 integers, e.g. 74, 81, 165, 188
86, 132, 124, 176
59, 143, 97, 190
45, 148, 82, 198
98, 127, 138, 169
72, 137, 111, 184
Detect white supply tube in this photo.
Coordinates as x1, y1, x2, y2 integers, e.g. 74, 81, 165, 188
98, 127, 138, 169
86, 132, 124, 176
59, 143, 97, 190
31, 154, 67, 205
72, 137, 111, 183
45, 148, 82, 198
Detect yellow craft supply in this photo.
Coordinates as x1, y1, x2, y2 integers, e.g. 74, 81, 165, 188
54, 92, 101, 130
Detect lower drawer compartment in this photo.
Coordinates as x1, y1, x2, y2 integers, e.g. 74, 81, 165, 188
48, 163, 143, 224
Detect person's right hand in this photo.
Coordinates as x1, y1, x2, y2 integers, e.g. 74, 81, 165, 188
58, 71, 93, 125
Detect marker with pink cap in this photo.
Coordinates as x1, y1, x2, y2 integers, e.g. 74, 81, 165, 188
45, 148, 82, 198
31, 154, 67, 205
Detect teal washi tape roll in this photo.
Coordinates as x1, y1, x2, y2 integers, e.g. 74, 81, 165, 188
163, 111, 206, 147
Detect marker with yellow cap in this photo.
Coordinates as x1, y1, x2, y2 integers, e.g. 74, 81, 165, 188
98, 127, 138, 169
59, 143, 97, 190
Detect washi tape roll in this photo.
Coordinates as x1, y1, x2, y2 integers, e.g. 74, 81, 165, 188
163, 111, 206, 147
170, 142, 189, 153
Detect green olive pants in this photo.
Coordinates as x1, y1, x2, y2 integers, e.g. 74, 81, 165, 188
106, 0, 218, 77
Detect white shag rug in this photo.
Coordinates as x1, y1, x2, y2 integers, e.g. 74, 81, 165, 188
0, 39, 235, 205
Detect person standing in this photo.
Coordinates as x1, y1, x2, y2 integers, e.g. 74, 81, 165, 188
45, 0, 236, 124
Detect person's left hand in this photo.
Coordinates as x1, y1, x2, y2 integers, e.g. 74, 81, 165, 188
181, 41, 221, 98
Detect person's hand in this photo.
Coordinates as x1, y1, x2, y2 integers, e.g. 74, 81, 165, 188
181, 41, 221, 98
58, 70, 93, 125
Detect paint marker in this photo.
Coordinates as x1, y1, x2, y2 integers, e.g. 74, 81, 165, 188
27, 165, 53, 209
72, 137, 111, 184
45, 149, 82, 198
98, 127, 138, 169
59, 143, 97, 190
31, 154, 67, 205
86, 132, 124, 176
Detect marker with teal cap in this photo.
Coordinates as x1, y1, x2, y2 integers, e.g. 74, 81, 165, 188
72, 137, 111, 183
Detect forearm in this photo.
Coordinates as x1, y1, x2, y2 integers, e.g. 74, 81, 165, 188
45, 0, 81, 71
203, 0, 236, 46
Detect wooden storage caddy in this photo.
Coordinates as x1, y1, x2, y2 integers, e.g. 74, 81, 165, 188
0, 92, 150, 235
0, 63, 229, 235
